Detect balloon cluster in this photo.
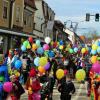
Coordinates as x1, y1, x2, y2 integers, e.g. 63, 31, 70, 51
91, 40, 100, 55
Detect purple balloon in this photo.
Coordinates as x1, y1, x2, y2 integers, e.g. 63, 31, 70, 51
91, 61, 100, 73
44, 62, 50, 70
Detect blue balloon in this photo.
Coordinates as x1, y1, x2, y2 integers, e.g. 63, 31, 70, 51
91, 50, 97, 55
97, 47, 100, 53
98, 41, 100, 46
37, 47, 44, 55
0, 83, 3, 93
36, 40, 41, 46
74, 47, 78, 53
59, 40, 64, 45
15, 60, 22, 69
34, 57, 40, 66
48, 50, 55, 57
21, 45, 26, 51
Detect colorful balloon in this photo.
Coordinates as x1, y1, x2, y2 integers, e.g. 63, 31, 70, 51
92, 44, 98, 50
44, 62, 50, 70
38, 66, 45, 74
36, 40, 41, 47
34, 57, 40, 66
21, 45, 26, 51
39, 57, 48, 66
56, 69, 64, 80
23, 41, 29, 47
43, 44, 50, 51
75, 69, 86, 81
97, 47, 100, 53
59, 45, 64, 50
3, 82, 13, 93
91, 56, 97, 64
69, 48, 74, 54
37, 47, 44, 55
81, 48, 86, 54
32, 44, 37, 51
15, 60, 22, 69
74, 47, 78, 53
91, 61, 100, 73
45, 37, 51, 44
91, 50, 97, 55
28, 37, 33, 43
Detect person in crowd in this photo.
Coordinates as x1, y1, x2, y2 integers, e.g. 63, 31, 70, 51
25, 68, 41, 100
58, 74, 75, 100
8, 74, 25, 100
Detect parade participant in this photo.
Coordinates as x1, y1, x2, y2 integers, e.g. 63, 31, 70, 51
8, 74, 25, 100
11, 49, 20, 68
0, 54, 10, 99
58, 74, 75, 100
26, 68, 41, 100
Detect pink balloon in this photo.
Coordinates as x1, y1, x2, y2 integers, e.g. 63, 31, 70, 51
3, 82, 13, 93
91, 61, 100, 73
43, 44, 50, 51
64, 69, 68, 75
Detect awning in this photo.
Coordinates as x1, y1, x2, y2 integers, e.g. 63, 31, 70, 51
0, 29, 36, 38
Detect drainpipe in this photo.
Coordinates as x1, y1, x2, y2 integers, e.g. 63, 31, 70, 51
9, 0, 15, 29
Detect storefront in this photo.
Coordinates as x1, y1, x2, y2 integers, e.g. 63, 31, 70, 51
0, 29, 36, 54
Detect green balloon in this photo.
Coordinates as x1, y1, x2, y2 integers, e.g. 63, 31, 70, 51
23, 41, 29, 47
0, 76, 5, 82
69, 49, 74, 54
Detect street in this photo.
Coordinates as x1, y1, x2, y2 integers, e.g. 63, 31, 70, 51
21, 81, 88, 100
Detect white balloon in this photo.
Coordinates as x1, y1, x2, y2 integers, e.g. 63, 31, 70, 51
45, 37, 51, 44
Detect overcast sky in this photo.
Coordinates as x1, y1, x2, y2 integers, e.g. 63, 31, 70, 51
45, 0, 100, 36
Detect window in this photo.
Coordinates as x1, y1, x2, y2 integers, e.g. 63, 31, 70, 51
23, 10, 32, 27
3, 1, 8, 19
16, 7, 20, 22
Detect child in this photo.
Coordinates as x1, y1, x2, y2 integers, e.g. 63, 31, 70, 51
9, 74, 25, 100
26, 68, 41, 100
58, 74, 75, 100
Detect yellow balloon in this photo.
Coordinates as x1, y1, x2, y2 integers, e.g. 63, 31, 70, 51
39, 57, 48, 66
32, 44, 37, 51
92, 44, 98, 50
75, 69, 86, 81
56, 69, 64, 80
81, 48, 86, 54
27, 43, 31, 49
15, 72, 20, 77
59, 45, 64, 50
91, 56, 97, 64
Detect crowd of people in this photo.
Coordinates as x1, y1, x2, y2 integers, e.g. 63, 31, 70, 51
0, 36, 100, 100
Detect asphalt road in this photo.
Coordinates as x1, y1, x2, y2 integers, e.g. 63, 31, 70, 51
21, 81, 89, 100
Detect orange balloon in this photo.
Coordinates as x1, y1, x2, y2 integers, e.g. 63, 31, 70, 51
32, 44, 37, 51
91, 56, 97, 64
38, 66, 45, 73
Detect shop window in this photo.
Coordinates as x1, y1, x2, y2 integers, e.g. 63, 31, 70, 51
3, 1, 8, 19
16, 6, 20, 22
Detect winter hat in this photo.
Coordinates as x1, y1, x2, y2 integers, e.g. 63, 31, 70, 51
29, 68, 36, 77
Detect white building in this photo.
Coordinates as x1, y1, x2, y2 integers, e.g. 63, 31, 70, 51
64, 28, 75, 45
34, 0, 55, 40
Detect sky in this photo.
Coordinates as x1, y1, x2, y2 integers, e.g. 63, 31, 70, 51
45, 0, 100, 36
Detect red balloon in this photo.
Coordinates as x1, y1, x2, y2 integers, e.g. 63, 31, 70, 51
28, 37, 33, 43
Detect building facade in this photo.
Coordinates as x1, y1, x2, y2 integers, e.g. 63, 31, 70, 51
34, 0, 55, 40
0, 0, 37, 53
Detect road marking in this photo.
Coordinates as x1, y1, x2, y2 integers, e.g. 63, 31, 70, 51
73, 84, 84, 100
